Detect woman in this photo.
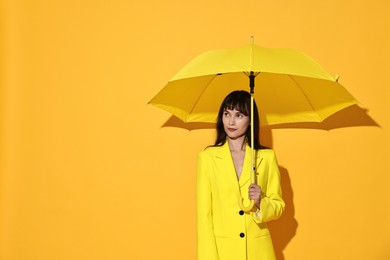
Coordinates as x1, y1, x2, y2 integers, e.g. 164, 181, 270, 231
196, 90, 285, 260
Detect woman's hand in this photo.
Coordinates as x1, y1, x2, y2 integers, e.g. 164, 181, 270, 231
248, 184, 262, 209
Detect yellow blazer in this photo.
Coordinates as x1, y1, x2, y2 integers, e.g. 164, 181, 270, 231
196, 142, 285, 260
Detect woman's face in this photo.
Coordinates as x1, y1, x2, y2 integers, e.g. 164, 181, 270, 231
222, 108, 250, 140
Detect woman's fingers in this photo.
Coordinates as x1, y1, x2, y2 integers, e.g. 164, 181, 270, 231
248, 184, 262, 208
248, 184, 261, 199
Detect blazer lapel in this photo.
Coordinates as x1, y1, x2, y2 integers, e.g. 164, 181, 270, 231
239, 146, 264, 187
214, 142, 241, 197
238, 145, 251, 188
214, 143, 265, 195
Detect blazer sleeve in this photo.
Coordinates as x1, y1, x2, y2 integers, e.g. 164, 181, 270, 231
196, 152, 219, 260
252, 149, 285, 224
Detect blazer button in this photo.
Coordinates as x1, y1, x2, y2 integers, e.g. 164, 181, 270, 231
240, 232, 245, 238
239, 210, 244, 215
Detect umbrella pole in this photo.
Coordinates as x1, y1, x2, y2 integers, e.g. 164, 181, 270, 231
238, 71, 256, 212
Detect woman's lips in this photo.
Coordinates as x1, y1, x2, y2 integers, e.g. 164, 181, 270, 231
227, 128, 236, 132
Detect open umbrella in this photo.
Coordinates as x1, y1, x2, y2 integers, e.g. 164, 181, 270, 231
149, 38, 357, 211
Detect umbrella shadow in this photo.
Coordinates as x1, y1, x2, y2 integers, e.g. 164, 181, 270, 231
265, 105, 379, 130
161, 117, 216, 131
161, 105, 379, 131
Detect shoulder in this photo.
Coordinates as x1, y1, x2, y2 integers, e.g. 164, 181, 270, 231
256, 148, 277, 159
196, 146, 224, 169
198, 146, 223, 158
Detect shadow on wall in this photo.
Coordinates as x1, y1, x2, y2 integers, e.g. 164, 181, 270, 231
261, 126, 297, 260
161, 104, 379, 131
264, 105, 379, 130
268, 166, 297, 260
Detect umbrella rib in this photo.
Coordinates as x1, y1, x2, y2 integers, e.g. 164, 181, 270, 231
187, 74, 219, 117
287, 75, 320, 120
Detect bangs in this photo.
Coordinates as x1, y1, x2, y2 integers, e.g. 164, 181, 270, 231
223, 99, 250, 116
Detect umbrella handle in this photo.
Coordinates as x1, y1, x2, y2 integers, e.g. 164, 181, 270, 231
238, 197, 255, 212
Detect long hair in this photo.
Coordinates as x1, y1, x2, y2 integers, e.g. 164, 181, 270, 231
214, 90, 266, 150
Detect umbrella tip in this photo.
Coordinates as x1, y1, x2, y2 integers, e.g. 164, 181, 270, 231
335, 75, 340, 82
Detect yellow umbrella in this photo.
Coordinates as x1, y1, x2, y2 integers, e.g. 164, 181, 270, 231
149, 38, 357, 211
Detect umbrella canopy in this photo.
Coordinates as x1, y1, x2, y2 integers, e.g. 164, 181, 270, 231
149, 43, 357, 126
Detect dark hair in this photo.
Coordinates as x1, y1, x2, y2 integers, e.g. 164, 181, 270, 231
214, 90, 266, 150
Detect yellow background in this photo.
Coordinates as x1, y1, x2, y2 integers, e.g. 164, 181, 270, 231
1, 0, 389, 259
